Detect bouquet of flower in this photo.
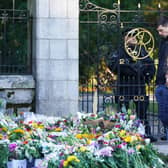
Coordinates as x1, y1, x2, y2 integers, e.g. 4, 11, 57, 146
0, 111, 166, 168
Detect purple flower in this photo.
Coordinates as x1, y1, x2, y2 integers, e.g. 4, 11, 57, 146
9, 143, 17, 152
120, 113, 126, 120
90, 141, 99, 149
59, 160, 64, 168
127, 148, 135, 154
133, 119, 141, 127
95, 147, 113, 157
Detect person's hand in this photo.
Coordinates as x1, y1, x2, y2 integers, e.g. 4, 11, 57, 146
105, 68, 114, 78
166, 78, 168, 87
165, 73, 168, 86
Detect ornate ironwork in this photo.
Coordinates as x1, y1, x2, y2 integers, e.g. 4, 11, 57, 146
99, 11, 118, 25
124, 27, 155, 60
80, 0, 119, 11
0, 8, 31, 74
79, 0, 168, 137
0, 10, 28, 19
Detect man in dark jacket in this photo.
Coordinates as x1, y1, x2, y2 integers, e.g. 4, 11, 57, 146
155, 15, 168, 140
109, 29, 156, 139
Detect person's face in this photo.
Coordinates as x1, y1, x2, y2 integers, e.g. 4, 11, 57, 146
157, 25, 168, 38
125, 36, 137, 45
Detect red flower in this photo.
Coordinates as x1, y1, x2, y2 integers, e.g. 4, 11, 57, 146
115, 125, 121, 128
91, 114, 95, 117
103, 141, 108, 144
26, 128, 31, 132
23, 141, 28, 144
20, 120, 24, 124
19, 112, 24, 115
95, 135, 101, 139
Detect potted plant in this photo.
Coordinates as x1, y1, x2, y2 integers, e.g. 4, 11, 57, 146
8, 142, 27, 168
22, 139, 44, 167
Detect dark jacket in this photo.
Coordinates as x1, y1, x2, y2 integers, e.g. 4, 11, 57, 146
156, 37, 168, 85
109, 46, 156, 96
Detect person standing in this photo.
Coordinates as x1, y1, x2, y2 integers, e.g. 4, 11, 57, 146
155, 15, 168, 140
109, 28, 156, 141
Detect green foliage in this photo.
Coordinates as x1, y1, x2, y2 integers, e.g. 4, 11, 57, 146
0, 0, 27, 10
0, 142, 9, 168
158, 153, 168, 164
24, 140, 43, 160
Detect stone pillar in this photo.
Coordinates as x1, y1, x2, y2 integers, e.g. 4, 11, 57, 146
35, 0, 79, 116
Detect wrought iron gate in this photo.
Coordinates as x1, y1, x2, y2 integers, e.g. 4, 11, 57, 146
79, 0, 168, 137
0, 0, 31, 74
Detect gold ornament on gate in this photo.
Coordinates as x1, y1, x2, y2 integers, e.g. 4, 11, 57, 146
124, 28, 154, 60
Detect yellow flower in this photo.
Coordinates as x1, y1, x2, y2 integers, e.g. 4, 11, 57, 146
75, 134, 82, 139
2, 127, 7, 132
87, 134, 95, 139
63, 160, 69, 167
0, 134, 3, 140
87, 139, 91, 144
63, 155, 80, 167
32, 122, 38, 128
55, 127, 62, 132
123, 135, 131, 143
13, 129, 24, 134
67, 155, 80, 163
37, 124, 44, 129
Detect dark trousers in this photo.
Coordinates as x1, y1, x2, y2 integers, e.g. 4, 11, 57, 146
155, 85, 168, 128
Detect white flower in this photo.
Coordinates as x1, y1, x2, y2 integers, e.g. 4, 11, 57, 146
137, 123, 145, 135
144, 138, 150, 144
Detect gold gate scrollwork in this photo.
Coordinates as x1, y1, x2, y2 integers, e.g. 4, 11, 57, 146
124, 27, 154, 60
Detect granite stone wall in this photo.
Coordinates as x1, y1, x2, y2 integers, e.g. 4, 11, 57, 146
0, 76, 35, 114
35, 0, 79, 116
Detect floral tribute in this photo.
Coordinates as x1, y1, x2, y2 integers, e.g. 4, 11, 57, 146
0, 110, 165, 168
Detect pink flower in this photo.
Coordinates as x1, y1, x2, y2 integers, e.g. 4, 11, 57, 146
59, 160, 64, 168
9, 143, 17, 152
117, 143, 127, 149
130, 115, 136, 120
117, 144, 122, 148
115, 125, 121, 128
127, 148, 135, 154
